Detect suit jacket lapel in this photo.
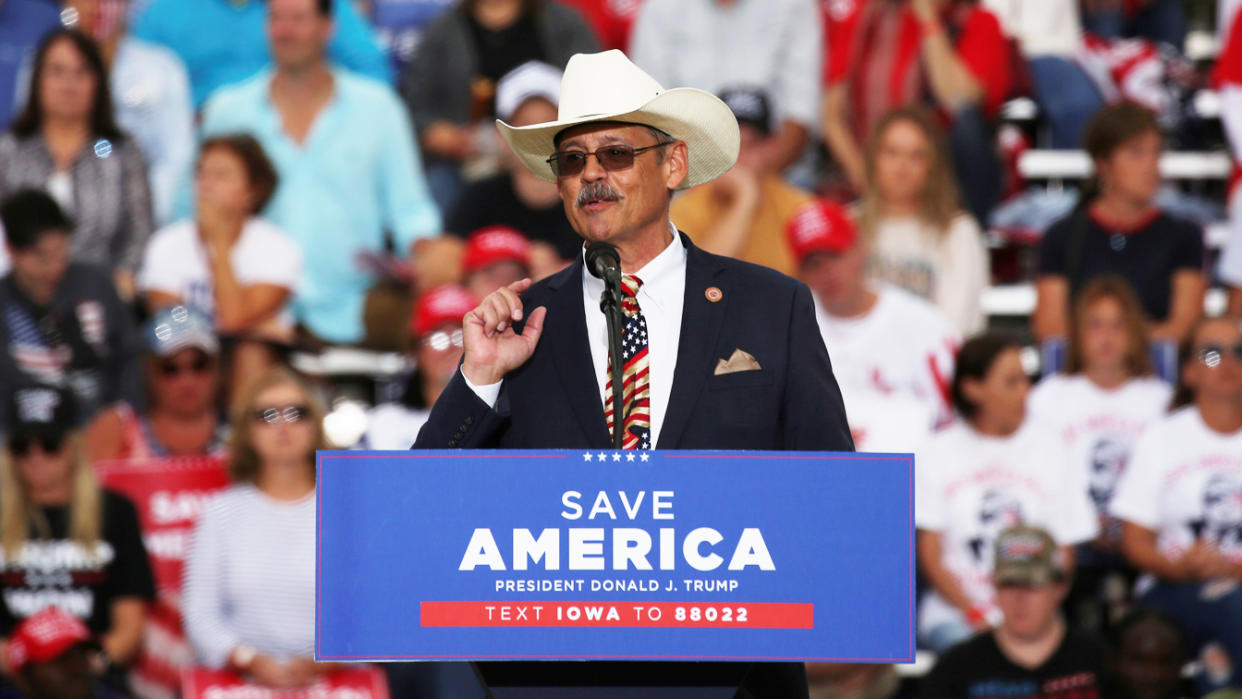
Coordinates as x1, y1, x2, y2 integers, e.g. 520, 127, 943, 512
546, 261, 612, 447
657, 233, 727, 449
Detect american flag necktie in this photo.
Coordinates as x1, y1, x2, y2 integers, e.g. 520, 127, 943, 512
604, 274, 652, 450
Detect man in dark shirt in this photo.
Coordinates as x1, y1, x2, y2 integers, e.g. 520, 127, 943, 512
1032, 102, 1205, 346
0, 190, 137, 431
1038, 209, 1202, 325
444, 61, 581, 271
923, 525, 1107, 699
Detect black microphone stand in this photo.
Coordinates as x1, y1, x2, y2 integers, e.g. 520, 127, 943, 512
598, 271, 626, 450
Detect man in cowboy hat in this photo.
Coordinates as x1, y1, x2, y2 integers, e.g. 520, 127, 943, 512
415, 50, 853, 693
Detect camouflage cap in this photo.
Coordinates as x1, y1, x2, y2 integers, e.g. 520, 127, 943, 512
993, 525, 1063, 587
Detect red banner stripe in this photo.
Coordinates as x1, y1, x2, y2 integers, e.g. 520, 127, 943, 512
420, 601, 813, 629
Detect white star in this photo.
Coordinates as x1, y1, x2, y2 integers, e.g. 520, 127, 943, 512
626, 453, 635, 462
583, 452, 593, 461
597, 452, 607, 461
640, 452, 650, 462
612, 453, 621, 462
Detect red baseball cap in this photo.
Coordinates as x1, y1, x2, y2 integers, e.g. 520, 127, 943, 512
7, 608, 94, 673
410, 285, 478, 338
463, 226, 532, 275
785, 199, 858, 263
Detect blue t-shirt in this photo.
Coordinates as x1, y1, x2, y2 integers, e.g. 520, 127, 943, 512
0, 0, 62, 128
131, 0, 391, 107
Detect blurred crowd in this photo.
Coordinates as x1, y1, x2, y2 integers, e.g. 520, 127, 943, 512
0, 0, 1241, 697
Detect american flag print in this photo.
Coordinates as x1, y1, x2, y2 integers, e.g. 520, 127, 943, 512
603, 274, 651, 450
4, 305, 69, 385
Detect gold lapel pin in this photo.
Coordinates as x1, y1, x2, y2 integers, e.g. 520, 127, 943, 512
705, 286, 723, 303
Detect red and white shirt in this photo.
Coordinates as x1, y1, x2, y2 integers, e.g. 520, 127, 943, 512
814, 284, 959, 452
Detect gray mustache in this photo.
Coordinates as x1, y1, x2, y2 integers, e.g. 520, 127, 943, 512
576, 182, 624, 208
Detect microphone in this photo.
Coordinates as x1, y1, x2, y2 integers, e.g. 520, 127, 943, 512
585, 241, 626, 449
585, 242, 622, 284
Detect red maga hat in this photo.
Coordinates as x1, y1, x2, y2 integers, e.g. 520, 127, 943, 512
463, 226, 532, 275
7, 608, 94, 674
786, 198, 858, 263
411, 285, 478, 338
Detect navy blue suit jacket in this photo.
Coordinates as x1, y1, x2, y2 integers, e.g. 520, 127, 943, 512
415, 233, 853, 452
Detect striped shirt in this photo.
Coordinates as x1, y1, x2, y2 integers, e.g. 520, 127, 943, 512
183, 485, 316, 668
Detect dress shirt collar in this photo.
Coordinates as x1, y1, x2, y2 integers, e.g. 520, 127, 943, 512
580, 222, 687, 306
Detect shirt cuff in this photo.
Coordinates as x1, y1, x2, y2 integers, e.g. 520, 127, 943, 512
461, 368, 502, 408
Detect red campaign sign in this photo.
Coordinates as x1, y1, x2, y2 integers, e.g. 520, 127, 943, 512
94, 456, 231, 597
181, 667, 390, 699
95, 457, 232, 699
421, 601, 814, 629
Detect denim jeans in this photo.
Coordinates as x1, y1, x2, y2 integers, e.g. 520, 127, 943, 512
1081, 0, 1187, 48
1029, 56, 1106, 149
1138, 579, 1242, 693
949, 105, 1002, 227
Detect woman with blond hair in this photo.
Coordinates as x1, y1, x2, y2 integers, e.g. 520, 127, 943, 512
0, 385, 153, 692
184, 367, 336, 689
858, 107, 989, 335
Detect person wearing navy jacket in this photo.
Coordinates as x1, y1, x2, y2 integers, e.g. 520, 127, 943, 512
414, 50, 853, 697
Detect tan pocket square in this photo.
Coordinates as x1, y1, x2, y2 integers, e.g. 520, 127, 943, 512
714, 349, 762, 375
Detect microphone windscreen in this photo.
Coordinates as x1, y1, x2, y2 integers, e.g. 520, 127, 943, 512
584, 242, 621, 280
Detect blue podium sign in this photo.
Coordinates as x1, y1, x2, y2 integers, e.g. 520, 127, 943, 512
316, 450, 913, 663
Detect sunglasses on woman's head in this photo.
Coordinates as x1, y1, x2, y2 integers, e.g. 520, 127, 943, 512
545, 142, 672, 178
8, 434, 66, 456
253, 405, 309, 425
1196, 342, 1242, 368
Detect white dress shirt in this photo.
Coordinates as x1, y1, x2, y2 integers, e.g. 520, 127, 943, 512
465, 225, 687, 447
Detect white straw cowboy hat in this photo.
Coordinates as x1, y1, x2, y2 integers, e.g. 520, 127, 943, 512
496, 50, 740, 190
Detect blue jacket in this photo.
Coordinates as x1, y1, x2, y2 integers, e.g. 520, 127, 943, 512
415, 233, 853, 453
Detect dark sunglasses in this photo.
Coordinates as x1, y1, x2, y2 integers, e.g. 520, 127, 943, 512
1196, 342, 1242, 368
546, 142, 673, 178
253, 404, 310, 425
8, 434, 66, 456
158, 354, 213, 377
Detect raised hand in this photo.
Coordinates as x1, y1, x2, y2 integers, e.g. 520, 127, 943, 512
460, 278, 548, 386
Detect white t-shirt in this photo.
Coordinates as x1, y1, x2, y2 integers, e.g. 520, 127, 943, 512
138, 218, 302, 329
1028, 374, 1172, 515
980, 0, 1083, 57
916, 420, 1099, 615
868, 213, 988, 336
1110, 407, 1242, 565
363, 403, 430, 451
814, 284, 960, 452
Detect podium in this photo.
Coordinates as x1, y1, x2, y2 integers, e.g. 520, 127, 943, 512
316, 450, 914, 695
